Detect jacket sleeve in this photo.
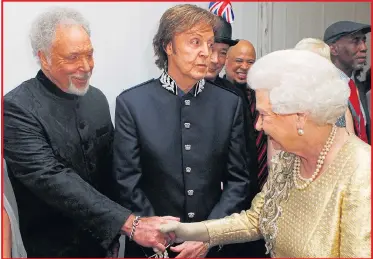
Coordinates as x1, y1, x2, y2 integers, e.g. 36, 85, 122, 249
3, 99, 131, 250
112, 96, 156, 216
208, 97, 253, 219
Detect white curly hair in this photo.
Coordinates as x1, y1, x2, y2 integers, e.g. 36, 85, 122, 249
248, 49, 349, 125
29, 7, 90, 60
294, 38, 331, 61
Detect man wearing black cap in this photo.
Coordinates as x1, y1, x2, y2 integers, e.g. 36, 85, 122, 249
205, 16, 238, 81
324, 20, 371, 144
206, 16, 259, 197
206, 17, 259, 197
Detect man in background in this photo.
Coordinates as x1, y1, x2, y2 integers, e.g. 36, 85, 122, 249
204, 17, 265, 257
205, 16, 259, 199
225, 40, 269, 189
324, 20, 371, 144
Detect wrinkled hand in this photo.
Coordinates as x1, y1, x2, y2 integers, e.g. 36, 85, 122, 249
171, 241, 209, 258
122, 215, 179, 252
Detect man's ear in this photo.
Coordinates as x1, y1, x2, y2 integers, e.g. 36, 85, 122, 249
329, 43, 338, 56
165, 41, 173, 56
38, 51, 50, 71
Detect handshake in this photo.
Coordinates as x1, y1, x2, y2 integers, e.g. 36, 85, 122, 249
122, 214, 210, 255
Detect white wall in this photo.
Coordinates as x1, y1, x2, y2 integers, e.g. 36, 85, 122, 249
269, 2, 371, 66
3, 2, 259, 122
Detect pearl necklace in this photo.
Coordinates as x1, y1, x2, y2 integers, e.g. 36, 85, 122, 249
293, 125, 337, 190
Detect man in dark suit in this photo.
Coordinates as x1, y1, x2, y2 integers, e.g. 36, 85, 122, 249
113, 4, 255, 258
224, 40, 270, 190
4, 7, 175, 258
205, 17, 258, 190
204, 16, 265, 258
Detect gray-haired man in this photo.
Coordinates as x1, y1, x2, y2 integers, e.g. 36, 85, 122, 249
4, 7, 176, 257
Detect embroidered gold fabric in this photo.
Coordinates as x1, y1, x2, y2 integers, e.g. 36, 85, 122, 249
204, 135, 371, 257
259, 152, 295, 256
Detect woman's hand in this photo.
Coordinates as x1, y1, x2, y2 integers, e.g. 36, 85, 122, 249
159, 221, 210, 243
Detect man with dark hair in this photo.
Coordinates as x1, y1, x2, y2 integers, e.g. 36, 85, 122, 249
205, 17, 258, 194
113, 4, 255, 258
324, 20, 371, 144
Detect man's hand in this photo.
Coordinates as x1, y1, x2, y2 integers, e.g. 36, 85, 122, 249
170, 241, 209, 258
122, 215, 179, 252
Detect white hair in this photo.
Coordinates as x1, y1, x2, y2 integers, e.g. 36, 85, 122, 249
29, 7, 91, 60
248, 49, 349, 125
294, 38, 331, 60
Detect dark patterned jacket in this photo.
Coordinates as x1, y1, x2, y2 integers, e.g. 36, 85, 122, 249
4, 70, 131, 257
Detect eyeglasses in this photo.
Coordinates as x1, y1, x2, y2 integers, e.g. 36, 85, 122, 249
148, 243, 172, 258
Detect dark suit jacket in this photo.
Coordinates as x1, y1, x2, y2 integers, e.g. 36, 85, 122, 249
209, 77, 267, 258
113, 75, 254, 220
3, 70, 131, 257
212, 76, 259, 200
113, 73, 256, 256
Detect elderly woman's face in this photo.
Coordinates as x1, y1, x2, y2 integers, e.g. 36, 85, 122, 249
255, 89, 299, 151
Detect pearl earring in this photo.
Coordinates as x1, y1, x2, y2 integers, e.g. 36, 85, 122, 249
297, 128, 304, 136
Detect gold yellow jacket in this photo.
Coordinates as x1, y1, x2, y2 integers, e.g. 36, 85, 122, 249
205, 135, 371, 258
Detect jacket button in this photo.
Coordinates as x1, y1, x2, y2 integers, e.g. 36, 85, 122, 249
185, 100, 191, 106
79, 121, 86, 129
188, 212, 195, 218
184, 122, 191, 128
185, 144, 191, 150
186, 167, 191, 173
187, 190, 194, 196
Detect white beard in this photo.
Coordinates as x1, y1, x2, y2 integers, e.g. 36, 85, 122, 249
66, 75, 90, 96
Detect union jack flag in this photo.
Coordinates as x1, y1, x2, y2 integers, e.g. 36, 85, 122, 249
208, 1, 235, 23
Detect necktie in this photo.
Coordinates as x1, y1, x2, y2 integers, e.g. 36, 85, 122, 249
247, 88, 268, 189
348, 79, 368, 143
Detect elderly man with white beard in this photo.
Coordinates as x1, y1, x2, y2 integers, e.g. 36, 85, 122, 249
3, 7, 177, 258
